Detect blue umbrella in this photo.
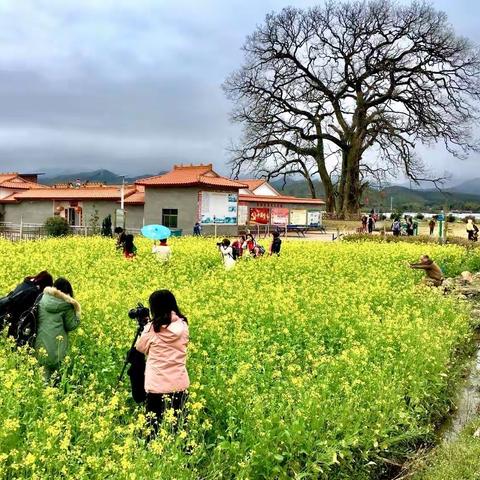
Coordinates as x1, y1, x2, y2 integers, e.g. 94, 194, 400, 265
141, 224, 172, 240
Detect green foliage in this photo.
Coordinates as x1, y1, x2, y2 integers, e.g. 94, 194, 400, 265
44, 216, 70, 237
413, 419, 480, 480
447, 214, 457, 223
88, 207, 100, 234
416, 213, 425, 220
101, 214, 112, 237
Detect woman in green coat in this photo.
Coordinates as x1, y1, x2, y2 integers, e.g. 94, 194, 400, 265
35, 278, 81, 380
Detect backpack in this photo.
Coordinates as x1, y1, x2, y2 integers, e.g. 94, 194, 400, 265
0, 295, 12, 331
392, 221, 400, 231
257, 245, 266, 256
15, 294, 42, 348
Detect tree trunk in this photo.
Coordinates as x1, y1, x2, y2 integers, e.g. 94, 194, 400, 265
314, 124, 336, 213
340, 143, 363, 216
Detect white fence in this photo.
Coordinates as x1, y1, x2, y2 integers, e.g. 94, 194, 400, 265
0, 222, 141, 241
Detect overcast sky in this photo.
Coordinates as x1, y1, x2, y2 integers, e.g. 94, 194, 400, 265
0, 0, 479, 183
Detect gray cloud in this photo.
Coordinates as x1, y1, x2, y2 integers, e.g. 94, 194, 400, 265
0, 0, 478, 182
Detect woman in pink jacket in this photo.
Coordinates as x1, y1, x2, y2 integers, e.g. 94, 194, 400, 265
135, 290, 189, 437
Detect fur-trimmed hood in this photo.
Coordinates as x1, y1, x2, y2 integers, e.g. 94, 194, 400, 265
43, 286, 81, 318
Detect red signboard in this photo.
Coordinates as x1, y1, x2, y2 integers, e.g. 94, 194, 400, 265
249, 207, 269, 224
271, 207, 289, 226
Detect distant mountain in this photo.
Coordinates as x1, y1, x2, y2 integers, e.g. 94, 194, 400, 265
451, 177, 480, 195
42, 169, 158, 185
271, 178, 480, 211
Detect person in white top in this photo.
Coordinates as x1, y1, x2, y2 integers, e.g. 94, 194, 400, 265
218, 238, 236, 269
152, 239, 172, 263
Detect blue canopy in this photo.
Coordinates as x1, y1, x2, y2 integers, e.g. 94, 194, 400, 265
141, 224, 171, 240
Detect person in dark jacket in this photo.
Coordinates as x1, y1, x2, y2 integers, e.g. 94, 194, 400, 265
406, 217, 414, 236
35, 278, 81, 381
0, 271, 53, 336
367, 215, 375, 234
114, 227, 127, 250
270, 231, 282, 256
123, 234, 137, 259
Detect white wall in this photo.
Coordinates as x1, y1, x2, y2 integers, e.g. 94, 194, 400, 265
253, 184, 279, 196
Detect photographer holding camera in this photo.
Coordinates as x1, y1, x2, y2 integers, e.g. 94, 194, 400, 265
217, 238, 235, 270
135, 290, 189, 438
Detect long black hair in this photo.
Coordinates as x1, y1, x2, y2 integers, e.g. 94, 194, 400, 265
25, 270, 53, 291
124, 234, 135, 254
54, 277, 74, 297
149, 290, 187, 333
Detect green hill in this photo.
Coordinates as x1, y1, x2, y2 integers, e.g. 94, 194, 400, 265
271, 179, 480, 211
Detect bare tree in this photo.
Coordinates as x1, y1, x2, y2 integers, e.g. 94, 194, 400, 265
224, 0, 480, 215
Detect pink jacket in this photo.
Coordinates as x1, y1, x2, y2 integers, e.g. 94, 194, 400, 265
135, 312, 190, 394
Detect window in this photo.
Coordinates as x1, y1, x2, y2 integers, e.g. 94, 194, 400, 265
65, 208, 78, 226
162, 209, 178, 228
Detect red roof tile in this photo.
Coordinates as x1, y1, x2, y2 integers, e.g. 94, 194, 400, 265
241, 179, 266, 191
137, 164, 247, 189
123, 190, 145, 205
239, 194, 325, 205
0, 192, 20, 204
13, 186, 136, 201
0, 173, 46, 190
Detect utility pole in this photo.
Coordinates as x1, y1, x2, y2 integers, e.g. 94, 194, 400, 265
390, 196, 393, 212
120, 176, 125, 211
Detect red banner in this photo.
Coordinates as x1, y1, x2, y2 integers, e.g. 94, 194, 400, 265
249, 208, 269, 224
271, 208, 289, 226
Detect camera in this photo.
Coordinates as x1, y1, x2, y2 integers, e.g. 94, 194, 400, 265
216, 242, 222, 247
128, 303, 150, 329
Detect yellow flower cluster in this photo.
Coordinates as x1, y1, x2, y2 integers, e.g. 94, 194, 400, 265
0, 236, 477, 479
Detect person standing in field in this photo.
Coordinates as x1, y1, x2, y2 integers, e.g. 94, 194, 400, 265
114, 227, 127, 251
193, 222, 201, 236
123, 234, 137, 259
218, 238, 236, 269
391, 218, 401, 237
35, 278, 81, 382
361, 215, 368, 233
0, 270, 53, 336
466, 218, 479, 241
406, 217, 414, 236
135, 290, 189, 439
409, 255, 444, 286
270, 231, 282, 255
367, 214, 375, 234
428, 218, 436, 235
231, 235, 245, 260
152, 239, 172, 263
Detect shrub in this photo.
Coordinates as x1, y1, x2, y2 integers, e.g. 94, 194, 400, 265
416, 213, 425, 220
463, 215, 477, 223
44, 216, 70, 237
101, 214, 112, 237
447, 214, 456, 223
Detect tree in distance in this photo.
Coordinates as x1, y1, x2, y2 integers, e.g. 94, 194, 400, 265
224, 0, 480, 216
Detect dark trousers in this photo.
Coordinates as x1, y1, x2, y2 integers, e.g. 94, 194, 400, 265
146, 391, 188, 438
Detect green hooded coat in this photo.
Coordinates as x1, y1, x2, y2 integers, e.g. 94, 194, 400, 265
34, 287, 81, 369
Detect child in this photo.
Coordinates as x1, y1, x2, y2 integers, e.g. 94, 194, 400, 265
124, 234, 137, 259
270, 231, 282, 256
152, 239, 172, 263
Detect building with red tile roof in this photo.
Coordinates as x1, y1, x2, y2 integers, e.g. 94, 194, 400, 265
137, 164, 247, 189
0, 165, 325, 233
